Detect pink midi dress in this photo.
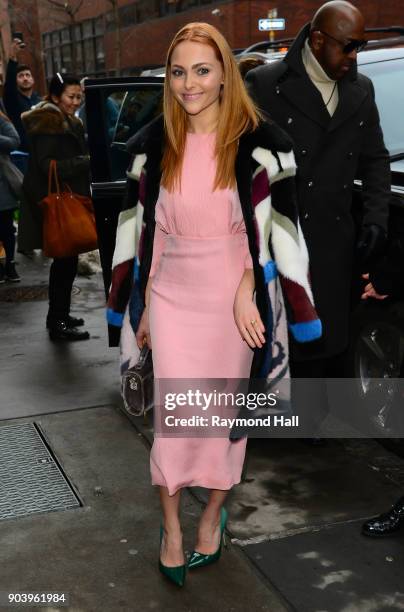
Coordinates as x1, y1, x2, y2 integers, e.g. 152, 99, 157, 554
148, 132, 254, 496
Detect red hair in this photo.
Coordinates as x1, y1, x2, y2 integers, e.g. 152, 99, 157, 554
162, 22, 260, 192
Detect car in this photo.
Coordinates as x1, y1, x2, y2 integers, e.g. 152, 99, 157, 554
85, 28, 404, 450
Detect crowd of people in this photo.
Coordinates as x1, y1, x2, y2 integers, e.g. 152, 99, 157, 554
0, 0, 403, 588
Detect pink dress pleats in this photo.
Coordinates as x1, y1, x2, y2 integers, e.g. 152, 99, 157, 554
148, 132, 254, 495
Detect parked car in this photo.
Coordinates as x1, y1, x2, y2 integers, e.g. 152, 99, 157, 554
85, 28, 404, 450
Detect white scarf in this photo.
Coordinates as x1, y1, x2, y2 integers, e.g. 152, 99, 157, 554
302, 39, 339, 116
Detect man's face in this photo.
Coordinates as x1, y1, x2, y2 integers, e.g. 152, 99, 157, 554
311, 18, 366, 80
16, 70, 34, 94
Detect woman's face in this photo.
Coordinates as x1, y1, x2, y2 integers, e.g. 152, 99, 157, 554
52, 84, 83, 116
169, 40, 224, 122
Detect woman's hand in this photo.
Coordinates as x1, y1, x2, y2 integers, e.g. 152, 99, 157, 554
135, 307, 152, 349
361, 273, 388, 301
234, 270, 266, 349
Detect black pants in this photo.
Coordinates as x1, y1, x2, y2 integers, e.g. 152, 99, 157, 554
290, 353, 346, 436
0, 209, 16, 263
47, 256, 78, 323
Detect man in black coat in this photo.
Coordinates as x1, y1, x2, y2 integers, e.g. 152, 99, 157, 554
246, 1, 391, 431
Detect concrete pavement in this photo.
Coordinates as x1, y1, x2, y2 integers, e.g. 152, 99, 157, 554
0, 254, 289, 612
1, 253, 404, 612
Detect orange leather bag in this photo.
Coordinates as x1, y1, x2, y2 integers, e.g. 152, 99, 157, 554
40, 159, 98, 258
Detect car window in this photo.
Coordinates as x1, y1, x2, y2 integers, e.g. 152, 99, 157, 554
106, 86, 163, 181
360, 59, 404, 157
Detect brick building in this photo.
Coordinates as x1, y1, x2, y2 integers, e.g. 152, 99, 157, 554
2, 0, 404, 95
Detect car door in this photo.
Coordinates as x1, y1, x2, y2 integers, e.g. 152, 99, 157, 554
85, 77, 164, 313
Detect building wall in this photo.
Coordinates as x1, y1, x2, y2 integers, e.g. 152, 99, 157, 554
1, 0, 46, 92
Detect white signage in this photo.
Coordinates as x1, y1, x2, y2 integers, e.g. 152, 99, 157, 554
258, 18, 286, 31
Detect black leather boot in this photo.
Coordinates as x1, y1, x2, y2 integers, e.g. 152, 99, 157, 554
48, 320, 90, 341
362, 496, 404, 537
46, 315, 85, 329
65, 315, 85, 328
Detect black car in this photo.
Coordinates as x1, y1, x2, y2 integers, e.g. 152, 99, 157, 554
85, 28, 404, 447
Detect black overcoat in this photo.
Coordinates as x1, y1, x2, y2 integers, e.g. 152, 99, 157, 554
246, 23, 391, 359
19, 101, 90, 251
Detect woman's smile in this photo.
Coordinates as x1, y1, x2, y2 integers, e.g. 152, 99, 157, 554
182, 92, 204, 102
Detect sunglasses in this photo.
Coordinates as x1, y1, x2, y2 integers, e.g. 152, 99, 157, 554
318, 30, 368, 54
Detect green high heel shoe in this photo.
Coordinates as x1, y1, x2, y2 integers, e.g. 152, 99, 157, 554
158, 526, 186, 587
188, 507, 228, 569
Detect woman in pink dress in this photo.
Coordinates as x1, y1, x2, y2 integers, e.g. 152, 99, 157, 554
108, 23, 321, 587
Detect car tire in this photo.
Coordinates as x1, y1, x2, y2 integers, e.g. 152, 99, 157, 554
345, 301, 404, 451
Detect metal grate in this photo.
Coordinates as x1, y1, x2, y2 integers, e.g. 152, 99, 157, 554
0, 285, 80, 302
0, 423, 80, 520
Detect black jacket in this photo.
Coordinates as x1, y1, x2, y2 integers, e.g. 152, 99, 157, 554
19, 101, 90, 251
246, 23, 391, 359
3, 59, 42, 152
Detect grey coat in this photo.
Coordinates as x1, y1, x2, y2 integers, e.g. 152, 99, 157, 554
0, 115, 20, 211
246, 24, 391, 360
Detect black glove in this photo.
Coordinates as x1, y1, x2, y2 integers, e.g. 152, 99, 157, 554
357, 224, 386, 266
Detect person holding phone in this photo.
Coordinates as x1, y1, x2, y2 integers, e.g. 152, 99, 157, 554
108, 22, 321, 586
3, 37, 41, 173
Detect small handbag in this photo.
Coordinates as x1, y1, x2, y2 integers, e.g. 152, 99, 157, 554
0, 153, 23, 199
40, 159, 98, 258
121, 344, 154, 416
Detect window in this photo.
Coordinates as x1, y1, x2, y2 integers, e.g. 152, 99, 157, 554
360, 59, 404, 156
61, 45, 72, 73
96, 38, 106, 70
61, 27, 70, 43
42, 16, 106, 79
95, 16, 104, 36
84, 39, 95, 73
82, 20, 93, 38
107, 85, 163, 180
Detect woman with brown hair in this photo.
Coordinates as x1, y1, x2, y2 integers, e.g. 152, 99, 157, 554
108, 22, 321, 586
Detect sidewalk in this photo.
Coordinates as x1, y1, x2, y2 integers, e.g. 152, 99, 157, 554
0, 254, 289, 612
1, 254, 404, 612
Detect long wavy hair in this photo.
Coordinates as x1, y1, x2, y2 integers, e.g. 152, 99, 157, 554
162, 22, 261, 192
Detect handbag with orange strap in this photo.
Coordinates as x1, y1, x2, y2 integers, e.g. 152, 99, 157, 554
40, 159, 98, 258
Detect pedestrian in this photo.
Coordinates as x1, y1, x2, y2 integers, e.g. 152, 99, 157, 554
245, 0, 391, 435
360, 233, 404, 537
107, 22, 321, 586
0, 111, 21, 283
19, 73, 90, 341
3, 39, 42, 174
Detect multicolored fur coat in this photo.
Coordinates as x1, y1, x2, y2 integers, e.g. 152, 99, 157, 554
107, 115, 321, 429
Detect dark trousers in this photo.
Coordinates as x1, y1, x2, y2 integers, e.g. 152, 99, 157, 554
290, 353, 345, 435
47, 256, 78, 323
0, 209, 16, 263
